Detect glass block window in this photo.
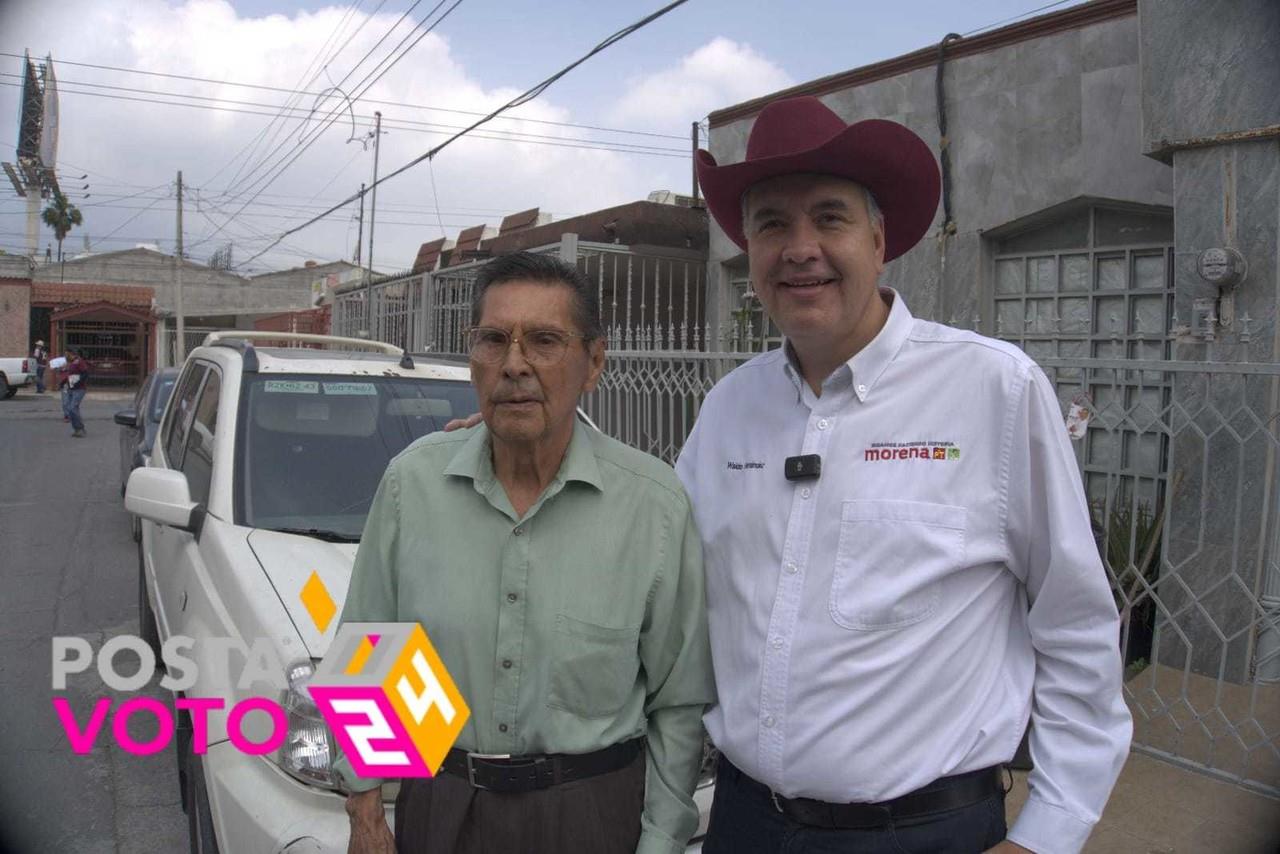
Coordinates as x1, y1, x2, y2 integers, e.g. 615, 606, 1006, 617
991, 204, 1175, 509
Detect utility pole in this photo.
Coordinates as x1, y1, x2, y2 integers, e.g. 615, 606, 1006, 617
364, 111, 382, 337
175, 170, 185, 364
353, 182, 365, 266
691, 122, 701, 204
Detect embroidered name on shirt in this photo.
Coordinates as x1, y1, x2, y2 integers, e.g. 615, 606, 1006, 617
864, 441, 961, 462
726, 461, 767, 471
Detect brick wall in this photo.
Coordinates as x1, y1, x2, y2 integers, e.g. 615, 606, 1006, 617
0, 277, 32, 357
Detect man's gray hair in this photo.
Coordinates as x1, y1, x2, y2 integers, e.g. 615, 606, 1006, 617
470, 251, 604, 341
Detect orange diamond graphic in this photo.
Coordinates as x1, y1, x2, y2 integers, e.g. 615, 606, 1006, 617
300, 570, 337, 633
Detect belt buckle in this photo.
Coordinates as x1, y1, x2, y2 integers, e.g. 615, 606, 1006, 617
770, 790, 784, 814
465, 752, 511, 790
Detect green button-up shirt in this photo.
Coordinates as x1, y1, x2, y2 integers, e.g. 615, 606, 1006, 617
335, 419, 715, 853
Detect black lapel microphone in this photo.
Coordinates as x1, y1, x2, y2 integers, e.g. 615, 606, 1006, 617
784, 454, 821, 481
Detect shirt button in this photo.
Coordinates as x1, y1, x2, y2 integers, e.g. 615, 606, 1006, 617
501, 659, 512, 669
771, 637, 784, 649
817, 418, 829, 430
800, 487, 811, 499
784, 562, 798, 574
763, 716, 776, 729
857, 384, 868, 395
506, 592, 518, 603
499, 724, 508, 733
513, 526, 524, 536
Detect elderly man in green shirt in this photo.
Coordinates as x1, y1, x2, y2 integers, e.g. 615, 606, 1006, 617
340, 251, 715, 854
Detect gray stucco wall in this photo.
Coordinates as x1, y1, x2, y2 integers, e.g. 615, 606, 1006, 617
1139, 0, 1280, 154
706, 13, 1172, 325
36, 250, 313, 315
249, 261, 363, 305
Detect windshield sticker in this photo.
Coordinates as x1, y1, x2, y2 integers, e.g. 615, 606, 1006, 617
297, 401, 331, 421
264, 380, 319, 394
323, 382, 377, 396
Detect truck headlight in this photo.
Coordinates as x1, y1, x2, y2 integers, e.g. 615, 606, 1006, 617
275, 659, 339, 789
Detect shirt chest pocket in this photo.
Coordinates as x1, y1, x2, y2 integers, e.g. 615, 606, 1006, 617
829, 500, 966, 631
547, 614, 640, 719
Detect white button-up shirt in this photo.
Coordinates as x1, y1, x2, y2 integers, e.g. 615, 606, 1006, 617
676, 291, 1131, 854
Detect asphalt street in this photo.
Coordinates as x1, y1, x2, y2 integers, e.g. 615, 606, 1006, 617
0, 387, 187, 854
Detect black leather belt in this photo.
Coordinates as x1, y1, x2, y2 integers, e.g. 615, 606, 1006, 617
726, 759, 1004, 830
439, 737, 644, 793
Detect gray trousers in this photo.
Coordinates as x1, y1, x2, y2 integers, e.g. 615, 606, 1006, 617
394, 752, 645, 854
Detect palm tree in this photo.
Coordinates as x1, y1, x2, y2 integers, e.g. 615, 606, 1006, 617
41, 191, 84, 263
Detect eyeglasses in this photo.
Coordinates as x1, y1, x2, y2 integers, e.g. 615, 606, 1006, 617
466, 326, 590, 366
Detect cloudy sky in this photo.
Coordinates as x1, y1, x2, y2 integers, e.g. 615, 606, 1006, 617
0, 0, 1084, 274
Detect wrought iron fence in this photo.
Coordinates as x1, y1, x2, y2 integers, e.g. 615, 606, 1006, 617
162, 326, 222, 367
333, 240, 708, 357
1035, 357, 1280, 797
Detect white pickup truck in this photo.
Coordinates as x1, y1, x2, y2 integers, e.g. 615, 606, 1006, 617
0, 356, 34, 398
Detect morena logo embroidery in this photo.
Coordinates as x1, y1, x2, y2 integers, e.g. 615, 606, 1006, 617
863, 444, 962, 462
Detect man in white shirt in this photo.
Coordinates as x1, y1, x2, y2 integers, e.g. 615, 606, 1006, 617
676, 96, 1132, 854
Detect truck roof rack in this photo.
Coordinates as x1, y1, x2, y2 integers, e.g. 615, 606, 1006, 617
207, 337, 260, 372
201, 331, 414, 370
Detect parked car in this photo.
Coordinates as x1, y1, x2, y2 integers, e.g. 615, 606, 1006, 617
115, 367, 181, 539
124, 331, 714, 852
0, 356, 33, 398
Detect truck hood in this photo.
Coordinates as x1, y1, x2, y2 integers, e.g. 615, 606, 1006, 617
246, 529, 358, 658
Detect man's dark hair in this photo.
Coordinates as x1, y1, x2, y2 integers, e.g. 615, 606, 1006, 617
470, 251, 603, 342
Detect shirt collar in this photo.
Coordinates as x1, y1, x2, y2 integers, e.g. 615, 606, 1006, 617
780, 287, 914, 403
443, 417, 604, 493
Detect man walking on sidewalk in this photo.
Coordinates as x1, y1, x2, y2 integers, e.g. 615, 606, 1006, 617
59, 347, 90, 437
31, 339, 48, 393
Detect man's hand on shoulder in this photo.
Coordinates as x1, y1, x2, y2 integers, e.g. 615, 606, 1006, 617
443, 412, 482, 432
346, 787, 395, 854
984, 841, 1034, 853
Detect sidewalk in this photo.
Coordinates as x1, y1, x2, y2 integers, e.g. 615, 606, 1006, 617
1006, 752, 1280, 852
7, 386, 136, 403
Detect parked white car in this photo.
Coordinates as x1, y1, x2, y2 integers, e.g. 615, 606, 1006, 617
126, 331, 713, 853
0, 355, 34, 398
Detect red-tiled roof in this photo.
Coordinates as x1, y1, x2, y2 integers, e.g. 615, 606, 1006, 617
412, 238, 448, 274
31, 281, 154, 309
499, 208, 540, 234
453, 225, 487, 255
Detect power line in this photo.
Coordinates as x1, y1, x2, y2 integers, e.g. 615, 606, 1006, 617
240, 0, 691, 268
208, 0, 374, 191
209, 0, 461, 206
0, 50, 687, 141
217, 0, 438, 200
0, 75, 688, 155
960, 0, 1081, 36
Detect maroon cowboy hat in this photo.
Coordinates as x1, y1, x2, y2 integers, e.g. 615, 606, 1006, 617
696, 96, 941, 261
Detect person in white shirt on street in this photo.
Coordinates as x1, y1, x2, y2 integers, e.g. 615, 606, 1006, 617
675, 95, 1132, 854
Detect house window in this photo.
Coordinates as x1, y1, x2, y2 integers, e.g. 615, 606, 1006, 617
990, 203, 1174, 508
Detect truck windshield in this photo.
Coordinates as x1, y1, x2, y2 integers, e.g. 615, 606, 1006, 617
236, 374, 478, 539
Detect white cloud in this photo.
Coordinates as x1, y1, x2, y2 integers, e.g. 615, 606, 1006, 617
607, 37, 792, 131
0, 0, 693, 272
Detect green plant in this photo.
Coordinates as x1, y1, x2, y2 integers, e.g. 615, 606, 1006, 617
1093, 500, 1161, 596
41, 191, 83, 262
